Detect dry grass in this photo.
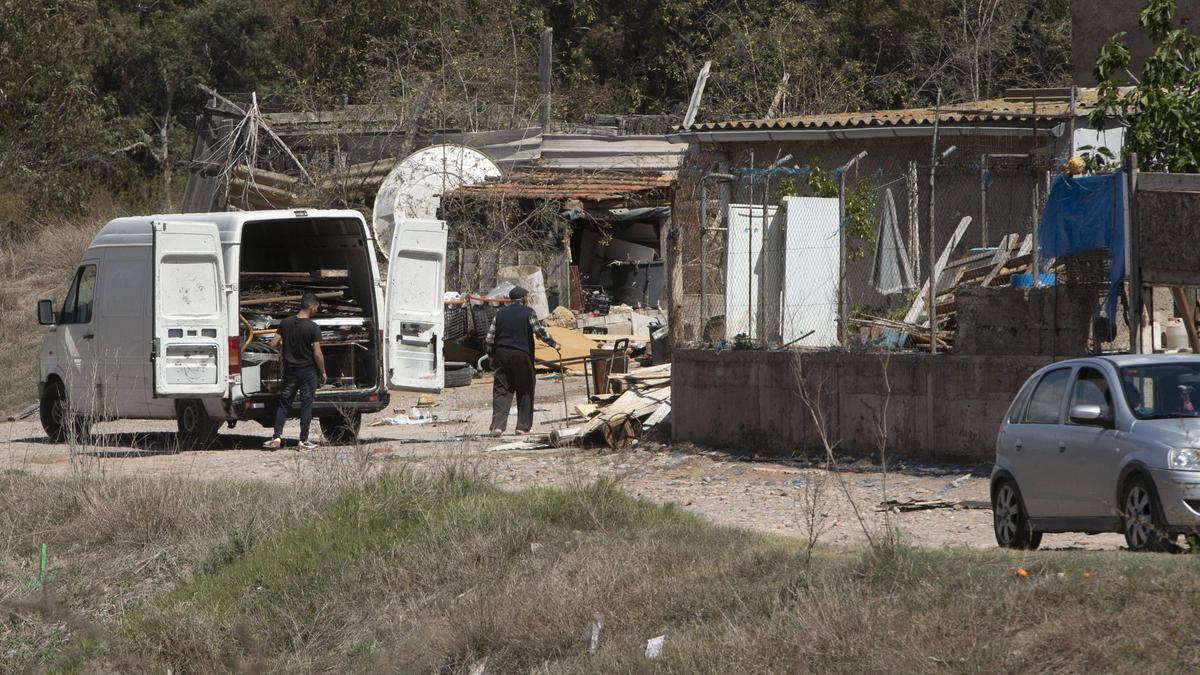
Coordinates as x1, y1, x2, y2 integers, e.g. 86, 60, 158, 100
4, 468, 1200, 672
0, 181, 168, 417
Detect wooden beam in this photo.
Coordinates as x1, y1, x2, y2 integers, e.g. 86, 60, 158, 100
903, 216, 972, 325
1136, 172, 1200, 194
766, 72, 790, 118
980, 234, 1029, 287
681, 61, 711, 129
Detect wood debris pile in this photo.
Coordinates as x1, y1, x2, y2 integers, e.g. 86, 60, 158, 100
239, 270, 363, 317
551, 363, 671, 450
853, 220, 1059, 350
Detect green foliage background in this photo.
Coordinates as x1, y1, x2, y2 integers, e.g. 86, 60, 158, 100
0, 0, 1071, 235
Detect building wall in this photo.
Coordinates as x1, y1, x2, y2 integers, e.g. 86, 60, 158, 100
670, 131, 1070, 344
671, 349, 1053, 462
955, 285, 1097, 356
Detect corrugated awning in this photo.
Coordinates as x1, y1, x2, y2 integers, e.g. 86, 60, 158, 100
682, 87, 1105, 133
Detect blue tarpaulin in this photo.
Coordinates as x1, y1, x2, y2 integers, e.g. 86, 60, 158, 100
1037, 171, 1126, 331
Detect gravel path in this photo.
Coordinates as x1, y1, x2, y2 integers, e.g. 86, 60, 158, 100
0, 373, 1125, 551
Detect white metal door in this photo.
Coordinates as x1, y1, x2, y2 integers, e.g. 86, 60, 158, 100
781, 197, 840, 347
725, 204, 776, 340
152, 221, 228, 397
385, 218, 446, 392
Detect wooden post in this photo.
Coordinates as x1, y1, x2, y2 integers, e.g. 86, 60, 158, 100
699, 176, 708, 329
539, 28, 553, 130
980, 154, 989, 247
1170, 287, 1200, 353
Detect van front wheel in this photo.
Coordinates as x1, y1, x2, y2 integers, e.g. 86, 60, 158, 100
320, 412, 361, 445
40, 380, 69, 443
176, 399, 219, 449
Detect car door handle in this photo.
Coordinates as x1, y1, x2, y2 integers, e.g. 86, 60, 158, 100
82, 334, 95, 340
1014, 440, 1023, 451
1058, 441, 1067, 453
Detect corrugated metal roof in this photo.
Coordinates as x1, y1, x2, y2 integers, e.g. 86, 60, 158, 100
684, 88, 1103, 132
445, 170, 674, 202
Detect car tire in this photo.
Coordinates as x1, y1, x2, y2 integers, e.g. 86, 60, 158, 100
40, 379, 71, 443
992, 479, 1042, 550
1122, 474, 1176, 552
320, 411, 361, 445
176, 399, 219, 449
444, 361, 473, 388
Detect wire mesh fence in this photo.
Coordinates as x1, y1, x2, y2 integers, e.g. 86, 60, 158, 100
674, 136, 1066, 351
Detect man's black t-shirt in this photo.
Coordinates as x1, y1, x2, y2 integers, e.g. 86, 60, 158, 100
278, 315, 321, 369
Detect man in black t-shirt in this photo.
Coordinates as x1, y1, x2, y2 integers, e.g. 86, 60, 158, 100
263, 292, 327, 450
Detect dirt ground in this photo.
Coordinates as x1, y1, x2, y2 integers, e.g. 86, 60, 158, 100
0, 372, 1125, 551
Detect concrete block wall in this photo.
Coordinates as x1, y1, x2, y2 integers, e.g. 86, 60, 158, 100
955, 285, 1095, 356
672, 349, 1053, 462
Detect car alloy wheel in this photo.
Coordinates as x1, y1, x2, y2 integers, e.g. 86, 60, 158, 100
1121, 475, 1181, 553
992, 479, 1041, 550
994, 483, 1020, 545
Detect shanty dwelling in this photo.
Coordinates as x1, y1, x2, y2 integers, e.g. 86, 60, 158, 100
439, 169, 676, 313
665, 87, 1125, 349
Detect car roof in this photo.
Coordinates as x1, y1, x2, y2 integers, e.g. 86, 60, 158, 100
1101, 354, 1200, 367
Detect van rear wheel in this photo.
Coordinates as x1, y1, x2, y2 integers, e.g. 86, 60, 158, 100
176, 399, 219, 449
992, 479, 1042, 550
320, 411, 361, 445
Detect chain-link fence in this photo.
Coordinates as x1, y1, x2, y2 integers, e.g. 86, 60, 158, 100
674, 134, 1068, 350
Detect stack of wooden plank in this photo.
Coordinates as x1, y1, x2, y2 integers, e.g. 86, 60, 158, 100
227, 161, 397, 210
239, 270, 363, 317
855, 216, 1062, 350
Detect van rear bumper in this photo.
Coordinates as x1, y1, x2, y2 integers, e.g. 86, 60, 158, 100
232, 390, 389, 425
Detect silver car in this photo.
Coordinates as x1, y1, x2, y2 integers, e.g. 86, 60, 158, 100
992, 355, 1200, 551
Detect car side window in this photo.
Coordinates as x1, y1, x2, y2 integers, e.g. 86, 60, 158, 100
1007, 377, 1038, 423
1069, 367, 1113, 423
1023, 368, 1071, 424
59, 265, 97, 324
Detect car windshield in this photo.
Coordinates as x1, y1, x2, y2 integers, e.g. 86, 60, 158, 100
1120, 362, 1200, 419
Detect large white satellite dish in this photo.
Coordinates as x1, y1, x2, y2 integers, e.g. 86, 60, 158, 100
371, 144, 501, 253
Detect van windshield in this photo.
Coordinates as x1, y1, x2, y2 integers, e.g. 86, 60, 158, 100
1119, 362, 1200, 419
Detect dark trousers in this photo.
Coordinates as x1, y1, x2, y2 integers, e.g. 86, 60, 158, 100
491, 347, 536, 432
274, 365, 317, 441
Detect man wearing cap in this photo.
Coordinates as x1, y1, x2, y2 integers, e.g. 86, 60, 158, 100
485, 286, 559, 436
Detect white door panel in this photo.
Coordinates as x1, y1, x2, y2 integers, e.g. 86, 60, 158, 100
385, 219, 446, 392
153, 221, 228, 397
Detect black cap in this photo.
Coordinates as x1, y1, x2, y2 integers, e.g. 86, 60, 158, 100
509, 286, 528, 300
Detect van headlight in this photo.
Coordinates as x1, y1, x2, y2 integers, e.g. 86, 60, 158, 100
1168, 448, 1200, 471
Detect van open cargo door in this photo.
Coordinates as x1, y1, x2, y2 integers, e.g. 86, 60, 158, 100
152, 220, 229, 397
385, 218, 446, 392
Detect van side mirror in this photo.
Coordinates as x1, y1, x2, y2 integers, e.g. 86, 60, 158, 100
37, 299, 55, 326
1070, 403, 1112, 427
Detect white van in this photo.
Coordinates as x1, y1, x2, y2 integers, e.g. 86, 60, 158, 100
36, 209, 446, 446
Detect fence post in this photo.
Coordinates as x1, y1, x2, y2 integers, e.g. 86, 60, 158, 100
838, 168, 848, 345
907, 160, 920, 281
699, 176, 708, 336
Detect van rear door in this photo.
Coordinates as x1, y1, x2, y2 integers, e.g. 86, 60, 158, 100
385, 218, 446, 392
152, 220, 229, 397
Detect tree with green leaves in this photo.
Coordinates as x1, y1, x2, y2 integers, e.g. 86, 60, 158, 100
1092, 0, 1200, 172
